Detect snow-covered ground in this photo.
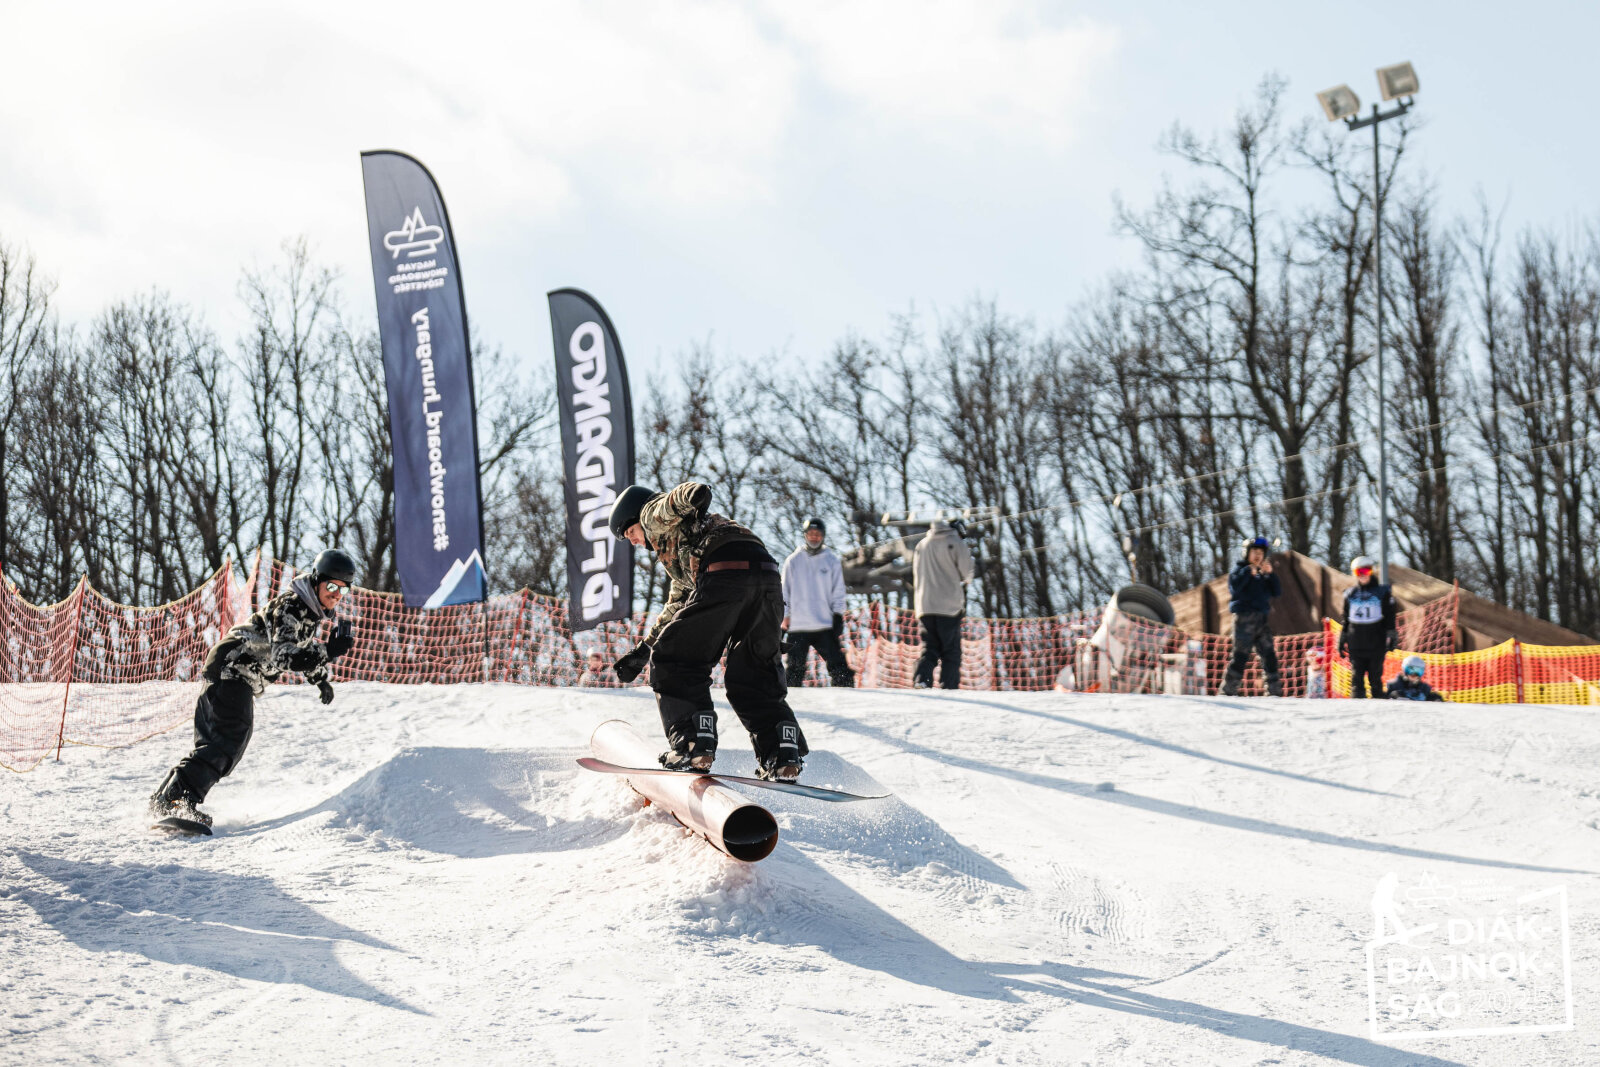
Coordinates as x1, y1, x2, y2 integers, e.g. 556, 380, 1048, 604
3, 684, 1597, 1065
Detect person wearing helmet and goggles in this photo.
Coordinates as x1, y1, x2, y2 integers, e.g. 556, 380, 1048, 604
1337, 555, 1398, 699
148, 549, 358, 830
1385, 654, 1444, 701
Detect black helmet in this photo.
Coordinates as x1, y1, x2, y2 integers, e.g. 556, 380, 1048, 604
803, 517, 825, 535
609, 484, 657, 540
310, 548, 358, 586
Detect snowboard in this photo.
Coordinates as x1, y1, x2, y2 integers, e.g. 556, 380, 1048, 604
575, 757, 889, 803
150, 816, 213, 837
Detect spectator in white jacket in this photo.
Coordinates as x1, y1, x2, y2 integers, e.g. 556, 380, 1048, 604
780, 518, 855, 687
910, 518, 974, 689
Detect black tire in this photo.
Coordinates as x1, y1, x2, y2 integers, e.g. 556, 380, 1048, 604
1114, 583, 1175, 626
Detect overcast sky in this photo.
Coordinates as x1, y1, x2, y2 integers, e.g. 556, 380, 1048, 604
3, 1, 1596, 383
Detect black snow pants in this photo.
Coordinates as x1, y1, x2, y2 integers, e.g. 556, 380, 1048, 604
1349, 650, 1386, 699
173, 677, 255, 800
914, 614, 963, 690
784, 629, 855, 687
650, 566, 809, 765
1224, 611, 1281, 696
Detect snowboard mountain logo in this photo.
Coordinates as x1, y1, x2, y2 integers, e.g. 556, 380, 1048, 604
384, 207, 445, 259
422, 551, 486, 609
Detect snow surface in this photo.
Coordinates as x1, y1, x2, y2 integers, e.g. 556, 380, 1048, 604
3, 684, 1598, 1065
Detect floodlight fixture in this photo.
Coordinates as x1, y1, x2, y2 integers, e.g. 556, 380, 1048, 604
1376, 61, 1419, 101
1316, 85, 1361, 122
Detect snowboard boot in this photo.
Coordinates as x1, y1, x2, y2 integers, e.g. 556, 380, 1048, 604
1221, 668, 1243, 697
659, 745, 715, 772
756, 754, 803, 782
1265, 673, 1284, 698
148, 768, 214, 827
829, 669, 856, 689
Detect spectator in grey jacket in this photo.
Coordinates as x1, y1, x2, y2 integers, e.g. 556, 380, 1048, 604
910, 518, 974, 689
781, 518, 854, 687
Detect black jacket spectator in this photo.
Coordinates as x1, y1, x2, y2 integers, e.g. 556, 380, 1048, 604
1338, 580, 1398, 654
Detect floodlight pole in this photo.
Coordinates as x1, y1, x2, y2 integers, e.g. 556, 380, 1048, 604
1345, 98, 1411, 586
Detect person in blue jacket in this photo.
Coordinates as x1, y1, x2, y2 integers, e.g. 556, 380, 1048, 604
1223, 536, 1282, 696
1386, 654, 1444, 701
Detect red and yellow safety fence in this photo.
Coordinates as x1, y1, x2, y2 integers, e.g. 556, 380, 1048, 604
1326, 620, 1600, 703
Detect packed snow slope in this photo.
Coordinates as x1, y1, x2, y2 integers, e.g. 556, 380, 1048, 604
3, 684, 1598, 1066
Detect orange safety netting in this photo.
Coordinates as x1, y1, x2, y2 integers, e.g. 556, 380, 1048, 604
1, 560, 245, 772
3, 557, 1597, 771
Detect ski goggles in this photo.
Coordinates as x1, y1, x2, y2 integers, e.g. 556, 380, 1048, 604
1353, 566, 1374, 579
322, 580, 350, 597
1403, 664, 1425, 677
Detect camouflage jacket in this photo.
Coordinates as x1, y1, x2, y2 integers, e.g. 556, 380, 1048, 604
204, 579, 332, 695
640, 481, 763, 644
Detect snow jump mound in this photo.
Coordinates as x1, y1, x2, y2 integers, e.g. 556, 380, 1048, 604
268, 746, 635, 859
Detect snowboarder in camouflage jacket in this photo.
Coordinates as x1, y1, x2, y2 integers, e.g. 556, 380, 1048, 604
148, 549, 359, 830
608, 482, 809, 781
209, 582, 339, 695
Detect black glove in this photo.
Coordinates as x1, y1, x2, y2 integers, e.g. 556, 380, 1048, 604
1385, 630, 1400, 651
325, 619, 354, 661
831, 613, 844, 637
687, 484, 712, 516
317, 680, 334, 705
613, 644, 651, 683
1337, 638, 1348, 658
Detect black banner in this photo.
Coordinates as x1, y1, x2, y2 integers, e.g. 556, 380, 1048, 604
360, 150, 486, 607
548, 289, 635, 631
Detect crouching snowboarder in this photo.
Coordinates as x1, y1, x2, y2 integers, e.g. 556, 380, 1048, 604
607, 481, 809, 781
1386, 654, 1444, 702
148, 549, 358, 829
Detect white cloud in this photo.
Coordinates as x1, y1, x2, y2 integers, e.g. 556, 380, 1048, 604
767, 1, 1118, 144
0, 1, 1118, 338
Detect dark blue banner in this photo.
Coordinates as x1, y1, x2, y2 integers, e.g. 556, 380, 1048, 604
548, 289, 634, 631
360, 150, 486, 607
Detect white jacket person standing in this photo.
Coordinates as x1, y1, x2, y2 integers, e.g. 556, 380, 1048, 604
780, 518, 854, 687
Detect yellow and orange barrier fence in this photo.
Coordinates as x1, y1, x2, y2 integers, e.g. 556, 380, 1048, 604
1325, 625, 1600, 704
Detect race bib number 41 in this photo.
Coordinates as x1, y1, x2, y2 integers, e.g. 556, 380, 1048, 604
1350, 594, 1384, 625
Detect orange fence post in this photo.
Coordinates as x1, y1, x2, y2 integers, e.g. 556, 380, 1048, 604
1513, 639, 1525, 704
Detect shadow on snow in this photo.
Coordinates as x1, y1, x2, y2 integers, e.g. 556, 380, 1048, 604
804, 705, 1589, 875
696, 844, 1469, 1067
7, 850, 424, 1014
